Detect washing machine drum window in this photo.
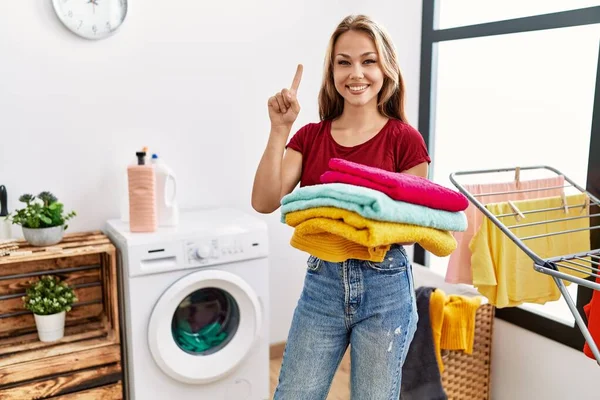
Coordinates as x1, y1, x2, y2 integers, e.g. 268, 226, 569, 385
148, 270, 263, 384
172, 288, 239, 355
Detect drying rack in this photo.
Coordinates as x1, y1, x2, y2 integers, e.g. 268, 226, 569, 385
449, 165, 600, 365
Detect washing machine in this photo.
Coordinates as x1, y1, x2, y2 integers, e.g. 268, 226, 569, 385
105, 208, 269, 400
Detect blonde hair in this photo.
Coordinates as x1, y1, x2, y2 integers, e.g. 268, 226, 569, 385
318, 15, 408, 123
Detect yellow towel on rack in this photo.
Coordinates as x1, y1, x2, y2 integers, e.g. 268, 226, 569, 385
285, 207, 457, 263
470, 193, 591, 308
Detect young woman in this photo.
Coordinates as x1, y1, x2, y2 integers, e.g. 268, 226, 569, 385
252, 14, 431, 399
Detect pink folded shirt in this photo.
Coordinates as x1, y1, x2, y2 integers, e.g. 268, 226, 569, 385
320, 158, 469, 212
445, 176, 565, 284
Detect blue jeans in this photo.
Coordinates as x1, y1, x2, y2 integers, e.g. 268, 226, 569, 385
273, 245, 418, 400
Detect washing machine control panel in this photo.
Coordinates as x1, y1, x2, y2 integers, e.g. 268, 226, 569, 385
183, 231, 267, 267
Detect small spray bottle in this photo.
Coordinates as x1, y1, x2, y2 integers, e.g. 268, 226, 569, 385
0, 185, 11, 240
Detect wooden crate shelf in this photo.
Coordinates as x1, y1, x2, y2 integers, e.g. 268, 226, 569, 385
0, 231, 123, 399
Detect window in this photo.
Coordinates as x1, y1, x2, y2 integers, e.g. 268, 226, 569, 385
417, 1, 600, 349
438, 0, 600, 29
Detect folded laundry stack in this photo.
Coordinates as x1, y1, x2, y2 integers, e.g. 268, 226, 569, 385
281, 158, 470, 262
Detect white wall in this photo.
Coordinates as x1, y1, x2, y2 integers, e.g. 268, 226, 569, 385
0, 0, 423, 344
1, 1, 597, 399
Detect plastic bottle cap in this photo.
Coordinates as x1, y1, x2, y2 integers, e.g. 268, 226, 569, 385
152, 154, 158, 159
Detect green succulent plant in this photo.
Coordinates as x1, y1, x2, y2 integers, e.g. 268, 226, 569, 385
22, 275, 78, 315
8, 191, 76, 229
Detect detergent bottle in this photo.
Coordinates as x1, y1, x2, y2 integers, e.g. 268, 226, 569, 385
151, 154, 179, 227
127, 149, 157, 232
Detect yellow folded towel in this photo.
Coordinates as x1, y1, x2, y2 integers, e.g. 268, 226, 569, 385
285, 207, 457, 262
290, 230, 390, 262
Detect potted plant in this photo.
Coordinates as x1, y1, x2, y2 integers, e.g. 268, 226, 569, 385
8, 191, 76, 246
22, 275, 78, 342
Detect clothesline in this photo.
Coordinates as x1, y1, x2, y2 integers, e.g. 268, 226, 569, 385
472, 183, 575, 197
449, 165, 600, 366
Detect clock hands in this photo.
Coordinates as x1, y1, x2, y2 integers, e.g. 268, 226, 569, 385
87, 0, 98, 14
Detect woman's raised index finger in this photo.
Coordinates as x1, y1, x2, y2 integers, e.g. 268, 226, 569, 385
291, 64, 303, 91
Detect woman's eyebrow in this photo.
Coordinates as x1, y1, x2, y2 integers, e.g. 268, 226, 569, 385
336, 52, 377, 58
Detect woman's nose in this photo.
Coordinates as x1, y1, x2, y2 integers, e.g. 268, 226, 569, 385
350, 64, 364, 80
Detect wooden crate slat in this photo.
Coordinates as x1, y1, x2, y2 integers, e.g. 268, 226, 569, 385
0, 321, 107, 355
33, 233, 108, 246
5, 231, 104, 247
101, 253, 111, 334
0, 254, 101, 276
38, 239, 113, 252
0, 245, 114, 266
0, 364, 121, 399
0, 231, 110, 264
47, 381, 123, 400
14, 238, 111, 254
103, 251, 120, 339
0, 303, 104, 338
0, 337, 117, 367
0, 268, 101, 297
1, 285, 103, 316
0, 344, 121, 386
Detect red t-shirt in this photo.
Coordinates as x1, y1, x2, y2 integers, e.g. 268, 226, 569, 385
286, 118, 431, 187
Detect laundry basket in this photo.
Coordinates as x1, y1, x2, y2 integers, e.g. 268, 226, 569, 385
441, 303, 495, 400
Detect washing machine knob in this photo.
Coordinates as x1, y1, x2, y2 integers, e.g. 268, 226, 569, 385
195, 245, 211, 259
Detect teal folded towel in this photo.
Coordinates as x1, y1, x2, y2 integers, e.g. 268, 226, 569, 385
280, 183, 467, 232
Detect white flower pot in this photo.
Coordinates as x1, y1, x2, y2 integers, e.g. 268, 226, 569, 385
22, 226, 64, 246
34, 311, 66, 342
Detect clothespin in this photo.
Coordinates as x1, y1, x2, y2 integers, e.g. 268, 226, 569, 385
514, 167, 521, 189
508, 200, 525, 221
582, 194, 590, 213
561, 192, 569, 214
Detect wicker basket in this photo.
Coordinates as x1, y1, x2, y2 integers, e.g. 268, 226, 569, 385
441, 303, 495, 400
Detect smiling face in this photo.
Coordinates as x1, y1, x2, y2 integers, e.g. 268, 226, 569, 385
318, 15, 408, 122
332, 30, 384, 110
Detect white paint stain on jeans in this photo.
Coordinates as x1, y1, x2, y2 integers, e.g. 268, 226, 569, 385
387, 326, 402, 352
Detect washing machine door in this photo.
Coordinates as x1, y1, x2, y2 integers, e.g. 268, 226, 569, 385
148, 269, 262, 384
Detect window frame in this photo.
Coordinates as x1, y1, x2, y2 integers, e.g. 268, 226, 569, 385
416, 1, 600, 351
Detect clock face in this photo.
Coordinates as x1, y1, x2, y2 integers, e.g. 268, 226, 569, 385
52, 0, 127, 40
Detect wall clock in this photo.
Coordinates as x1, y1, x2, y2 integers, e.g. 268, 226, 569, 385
51, 0, 127, 40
